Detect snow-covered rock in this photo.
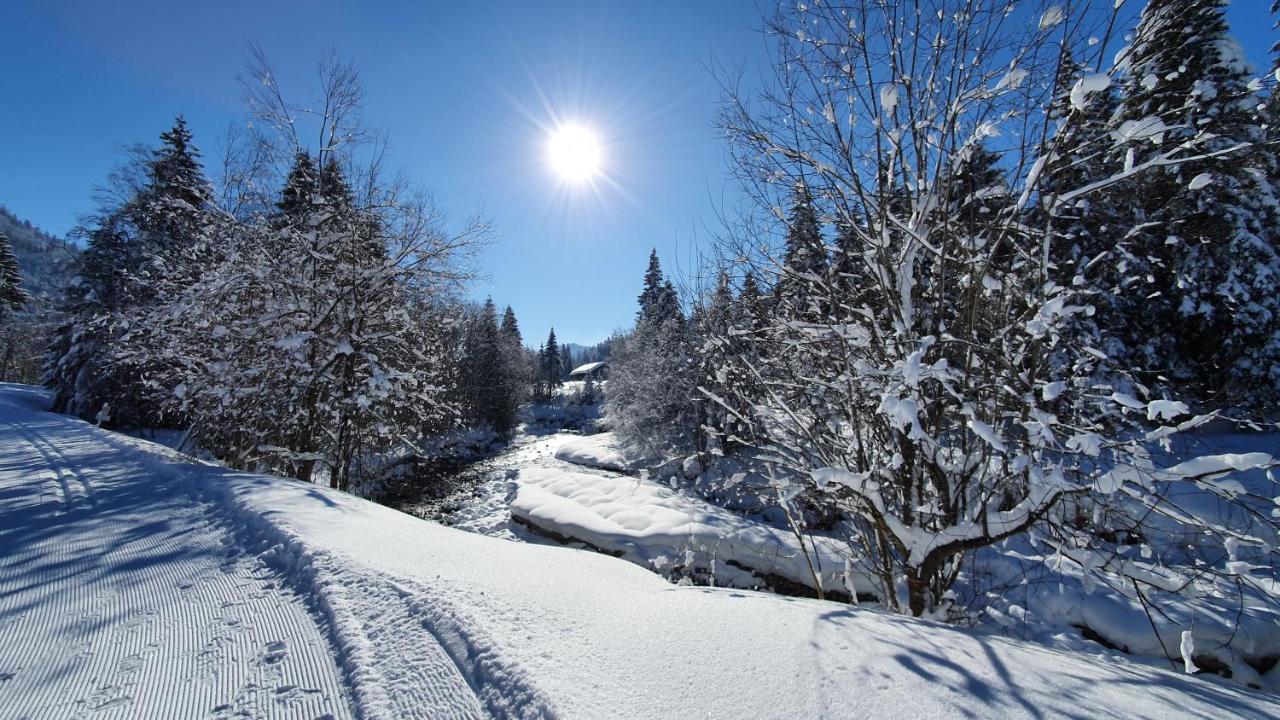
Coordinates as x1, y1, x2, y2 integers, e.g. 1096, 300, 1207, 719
553, 432, 632, 472
509, 465, 861, 596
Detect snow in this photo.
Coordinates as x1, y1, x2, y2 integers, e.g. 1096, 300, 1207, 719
1113, 116, 1170, 144
993, 67, 1028, 92
1041, 381, 1066, 402
553, 431, 632, 472
1069, 73, 1111, 111
1039, 6, 1064, 30
1188, 172, 1214, 190
0, 385, 355, 719
1162, 452, 1273, 482
1146, 399, 1189, 421
567, 361, 606, 377
880, 84, 899, 114
1181, 631, 1199, 675
509, 465, 858, 596
4, 384, 1280, 718
967, 418, 1008, 453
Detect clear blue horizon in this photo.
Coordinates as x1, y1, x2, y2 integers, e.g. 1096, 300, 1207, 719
1, 0, 1272, 346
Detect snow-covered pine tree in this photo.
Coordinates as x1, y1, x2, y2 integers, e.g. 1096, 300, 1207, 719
606, 251, 697, 455
500, 304, 521, 342
1267, 2, 1280, 145
500, 305, 530, 406
695, 271, 742, 451
637, 249, 665, 321
538, 327, 564, 400
1108, 0, 1280, 409
46, 117, 216, 427
559, 343, 573, 381
829, 220, 865, 319
0, 230, 27, 320
1039, 50, 1122, 281
0, 228, 35, 382
277, 149, 319, 220
774, 183, 828, 321
460, 298, 519, 432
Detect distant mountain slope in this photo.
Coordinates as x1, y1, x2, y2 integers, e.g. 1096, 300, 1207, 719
0, 206, 78, 382
0, 206, 78, 300
565, 340, 611, 366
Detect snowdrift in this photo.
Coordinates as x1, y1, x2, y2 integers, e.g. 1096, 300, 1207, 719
552, 432, 631, 472
509, 465, 869, 597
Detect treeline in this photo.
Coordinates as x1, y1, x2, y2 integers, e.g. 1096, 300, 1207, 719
0, 207, 77, 382
607, 0, 1280, 619
454, 298, 581, 431
37, 53, 563, 491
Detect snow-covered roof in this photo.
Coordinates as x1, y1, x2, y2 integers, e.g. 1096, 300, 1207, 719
569, 361, 606, 376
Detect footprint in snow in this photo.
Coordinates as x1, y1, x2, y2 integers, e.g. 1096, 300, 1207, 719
262, 640, 287, 665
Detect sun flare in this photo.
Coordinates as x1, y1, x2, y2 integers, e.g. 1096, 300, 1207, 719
547, 124, 602, 183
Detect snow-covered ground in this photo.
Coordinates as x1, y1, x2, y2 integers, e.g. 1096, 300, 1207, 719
0, 385, 354, 719
4, 383, 1280, 718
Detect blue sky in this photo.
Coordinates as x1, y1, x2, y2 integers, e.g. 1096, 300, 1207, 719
1, 1, 1273, 346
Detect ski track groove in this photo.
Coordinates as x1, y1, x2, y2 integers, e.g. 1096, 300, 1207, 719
191, 465, 551, 720
0, 391, 355, 719
10, 420, 98, 511
76, 405, 537, 719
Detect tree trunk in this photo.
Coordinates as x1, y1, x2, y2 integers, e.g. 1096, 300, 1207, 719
906, 566, 929, 617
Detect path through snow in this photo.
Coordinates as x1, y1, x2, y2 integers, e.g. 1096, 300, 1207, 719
0, 384, 479, 720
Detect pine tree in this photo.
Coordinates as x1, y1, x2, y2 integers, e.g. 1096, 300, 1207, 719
830, 221, 863, 312
653, 281, 685, 328
0, 230, 27, 320
738, 272, 766, 335
1267, 3, 1280, 144
46, 117, 217, 427
0, 226, 39, 383
776, 183, 828, 320
500, 305, 521, 343
1108, 0, 1280, 408
499, 305, 529, 409
696, 271, 742, 450
132, 116, 215, 273
1040, 51, 1122, 278
947, 145, 1012, 249
606, 252, 697, 453
560, 343, 574, 380
277, 150, 318, 220
637, 248, 665, 321
460, 298, 517, 432
539, 328, 564, 397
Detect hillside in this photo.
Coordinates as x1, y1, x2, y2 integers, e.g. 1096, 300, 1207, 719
0, 206, 78, 300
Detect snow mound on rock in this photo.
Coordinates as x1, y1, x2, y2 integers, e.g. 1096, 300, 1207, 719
553, 432, 632, 472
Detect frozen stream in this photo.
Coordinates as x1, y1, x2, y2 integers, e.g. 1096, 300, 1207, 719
389, 429, 615, 542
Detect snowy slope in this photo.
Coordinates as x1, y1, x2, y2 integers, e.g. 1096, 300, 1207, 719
0, 385, 355, 719
3, 384, 1279, 719
0, 206, 77, 300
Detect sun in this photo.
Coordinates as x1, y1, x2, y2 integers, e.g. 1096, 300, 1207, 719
547, 124, 602, 183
